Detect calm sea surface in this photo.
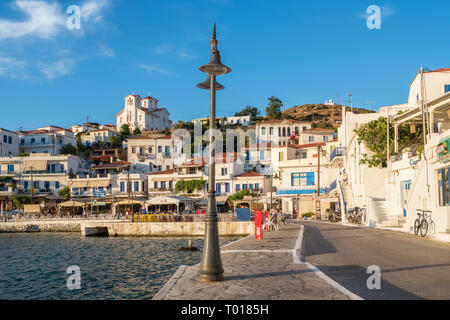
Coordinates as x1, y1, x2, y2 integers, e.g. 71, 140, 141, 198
0, 233, 236, 300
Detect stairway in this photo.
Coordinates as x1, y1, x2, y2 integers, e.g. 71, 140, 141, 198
371, 198, 398, 227
342, 183, 355, 212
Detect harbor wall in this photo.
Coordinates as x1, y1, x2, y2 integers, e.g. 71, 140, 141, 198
80, 221, 254, 237
0, 220, 254, 237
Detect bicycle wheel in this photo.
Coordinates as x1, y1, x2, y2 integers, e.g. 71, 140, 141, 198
420, 220, 428, 237
429, 221, 436, 236
414, 219, 420, 235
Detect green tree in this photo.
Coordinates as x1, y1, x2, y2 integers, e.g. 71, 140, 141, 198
354, 117, 423, 167
120, 124, 131, 137
57, 187, 71, 200
60, 144, 77, 155
133, 128, 141, 135
235, 105, 260, 121
265, 97, 283, 120
110, 135, 123, 148
13, 194, 31, 209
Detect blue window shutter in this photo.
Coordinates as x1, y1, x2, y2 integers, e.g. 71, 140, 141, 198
134, 181, 139, 191
307, 172, 315, 186
120, 182, 125, 192
236, 184, 240, 191
225, 183, 230, 193
255, 183, 259, 190
445, 85, 450, 93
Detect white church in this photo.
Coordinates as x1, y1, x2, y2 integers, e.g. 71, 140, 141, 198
116, 94, 172, 133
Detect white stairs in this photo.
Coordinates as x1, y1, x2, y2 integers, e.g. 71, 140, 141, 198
342, 183, 355, 211
371, 198, 399, 227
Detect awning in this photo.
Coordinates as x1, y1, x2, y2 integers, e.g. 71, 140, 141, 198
146, 196, 196, 206
115, 199, 146, 206
23, 204, 41, 213
23, 160, 48, 171
58, 200, 86, 207
68, 179, 111, 188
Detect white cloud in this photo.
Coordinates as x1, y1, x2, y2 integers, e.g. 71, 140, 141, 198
0, 0, 111, 41
155, 44, 198, 59
81, 0, 109, 23
0, 56, 28, 79
139, 64, 175, 76
37, 58, 75, 79
0, 1, 65, 40
99, 44, 115, 57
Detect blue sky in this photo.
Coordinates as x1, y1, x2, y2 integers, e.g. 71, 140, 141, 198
1, 0, 449, 131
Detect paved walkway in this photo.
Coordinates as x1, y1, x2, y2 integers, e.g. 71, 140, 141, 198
153, 223, 352, 300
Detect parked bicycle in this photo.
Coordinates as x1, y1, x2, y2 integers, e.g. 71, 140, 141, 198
328, 209, 341, 223
414, 209, 436, 237
347, 206, 365, 225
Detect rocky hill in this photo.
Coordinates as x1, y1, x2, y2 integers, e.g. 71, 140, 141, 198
281, 104, 374, 128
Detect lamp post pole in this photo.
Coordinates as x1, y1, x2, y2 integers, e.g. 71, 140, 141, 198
197, 24, 231, 282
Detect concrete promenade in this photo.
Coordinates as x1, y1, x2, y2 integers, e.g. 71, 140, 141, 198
153, 222, 357, 300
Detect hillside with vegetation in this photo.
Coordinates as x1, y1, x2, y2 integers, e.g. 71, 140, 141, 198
281, 104, 375, 128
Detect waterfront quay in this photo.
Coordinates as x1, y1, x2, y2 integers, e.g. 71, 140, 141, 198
155, 220, 450, 300
153, 222, 351, 300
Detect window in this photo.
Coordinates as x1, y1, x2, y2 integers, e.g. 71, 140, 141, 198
269, 127, 274, 135
21, 139, 24, 145
161, 181, 166, 189
249, 184, 253, 190
139, 147, 144, 154
225, 183, 230, 193
158, 146, 162, 153
134, 181, 139, 192
282, 128, 286, 137
8, 136, 12, 144
221, 168, 228, 176
323, 136, 328, 141
7, 165, 14, 173
31, 138, 35, 144
41, 138, 45, 143
242, 184, 248, 190
216, 183, 221, 194
149, 147, 153, 153
120, 182, 125, 192
236, 184, 240, 191
255, 183, 259, 190
301, 151, 308, 159
309, 136, 314, 142
154, 181, 158, 189
24, 181, 29, 190
445, 85, 450, 93
142, 181, 145, 191
261, 127, 266, 135
165, 146, 170, 155
169, 181, 173, 189
132, 147, 136, 154
291, 172, 315, 186
3, 135, 6, 143
260, 151, 265, 160
438, 168, 450, 206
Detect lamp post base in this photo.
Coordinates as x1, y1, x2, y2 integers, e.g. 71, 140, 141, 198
198, 192, 224, 282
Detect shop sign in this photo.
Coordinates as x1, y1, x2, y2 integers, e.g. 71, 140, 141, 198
437, 137, 450, 163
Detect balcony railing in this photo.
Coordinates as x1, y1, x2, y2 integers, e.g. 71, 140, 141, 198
329, 180, 337, 192
330, 147, 346, 163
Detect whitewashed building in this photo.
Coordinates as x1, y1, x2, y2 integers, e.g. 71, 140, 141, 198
18, 126, 77, 155
116, 94, 172, 133
256, 119, 312, 146
80, 127, 118, 147
0, 128, 19, 157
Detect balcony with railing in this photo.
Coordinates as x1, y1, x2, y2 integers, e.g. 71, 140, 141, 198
330, 147, 346, 164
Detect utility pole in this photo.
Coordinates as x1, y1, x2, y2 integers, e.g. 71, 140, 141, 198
317, 145, 321, 197
387, 106, 391, 183
345, 93, 353, 113
30, 166, 33, 203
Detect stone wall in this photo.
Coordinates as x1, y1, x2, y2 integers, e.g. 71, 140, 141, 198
80, 221, 254, 237
0, 220, 83, 233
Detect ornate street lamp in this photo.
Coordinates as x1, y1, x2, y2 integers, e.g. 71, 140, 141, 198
197, 23, 231, 282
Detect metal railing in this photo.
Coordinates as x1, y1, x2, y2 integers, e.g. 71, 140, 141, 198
330, 147, 346, 163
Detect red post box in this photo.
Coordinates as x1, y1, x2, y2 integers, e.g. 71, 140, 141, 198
254, 210, 263, 240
